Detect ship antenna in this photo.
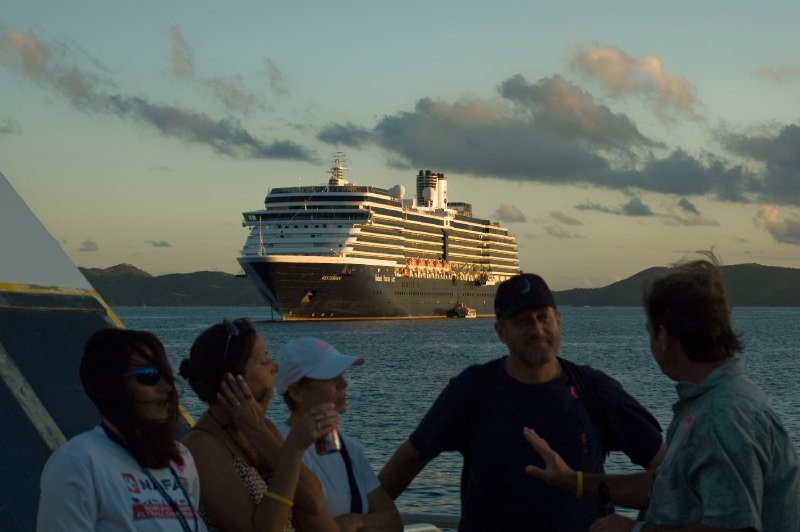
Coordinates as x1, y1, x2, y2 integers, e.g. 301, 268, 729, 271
329, 151, 350, 181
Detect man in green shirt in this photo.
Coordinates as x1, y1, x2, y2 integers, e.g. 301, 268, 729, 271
523, 252, 800, 532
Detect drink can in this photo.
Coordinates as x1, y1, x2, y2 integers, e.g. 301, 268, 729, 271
315, 427, 342, 455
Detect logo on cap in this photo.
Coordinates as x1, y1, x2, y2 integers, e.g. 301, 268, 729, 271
521, 278, 531, 294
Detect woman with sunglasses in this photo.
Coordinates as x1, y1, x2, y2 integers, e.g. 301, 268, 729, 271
179, 318, 339, 532
37, 328, 206, 531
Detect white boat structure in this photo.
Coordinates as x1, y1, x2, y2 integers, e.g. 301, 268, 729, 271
0, 171, 125, 530
238, 154, 520, 319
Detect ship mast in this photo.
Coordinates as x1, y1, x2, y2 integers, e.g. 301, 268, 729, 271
328, 152, 350, 186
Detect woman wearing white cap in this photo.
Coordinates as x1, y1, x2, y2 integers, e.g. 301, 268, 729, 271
277, 337, 402, 532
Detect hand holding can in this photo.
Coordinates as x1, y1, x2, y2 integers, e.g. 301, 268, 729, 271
315, 427, 341, 455
309, 403, 340, 454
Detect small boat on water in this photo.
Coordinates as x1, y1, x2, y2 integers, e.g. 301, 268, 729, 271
446, 302, 477, 318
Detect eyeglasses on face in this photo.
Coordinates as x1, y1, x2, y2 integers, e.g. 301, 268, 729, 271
122, 366, 164, 386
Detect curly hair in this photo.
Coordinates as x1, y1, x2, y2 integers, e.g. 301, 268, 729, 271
643, 251, 742, 363
178, 318, 258, 403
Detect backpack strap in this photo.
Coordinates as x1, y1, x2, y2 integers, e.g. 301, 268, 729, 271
458, 356, 618, 507
460, 357, 503, 507
558, 357, 619, 454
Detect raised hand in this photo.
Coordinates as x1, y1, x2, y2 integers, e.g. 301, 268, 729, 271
523, 427, 575, 483
218, 373, 266, 434
285, 402, 339, 451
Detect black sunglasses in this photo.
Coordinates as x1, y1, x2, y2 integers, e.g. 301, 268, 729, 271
122, 366, 164, 386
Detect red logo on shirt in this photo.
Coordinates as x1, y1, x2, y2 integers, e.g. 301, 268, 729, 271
122, 472, 140, 493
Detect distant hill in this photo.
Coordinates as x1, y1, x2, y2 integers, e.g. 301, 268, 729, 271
554, 263, 800, 307
80, 262, 800, 307
80, 264, 265, 306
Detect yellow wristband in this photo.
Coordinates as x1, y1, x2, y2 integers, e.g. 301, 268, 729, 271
576, 470, 584, 498
264, 490, 294, 509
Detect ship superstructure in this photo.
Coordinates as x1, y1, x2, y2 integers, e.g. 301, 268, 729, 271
237, 154, 520, 319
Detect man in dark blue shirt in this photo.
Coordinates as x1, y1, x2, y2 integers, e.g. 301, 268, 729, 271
379, 273, 665, 531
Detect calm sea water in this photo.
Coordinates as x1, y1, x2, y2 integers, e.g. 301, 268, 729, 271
115, 306, 800, 518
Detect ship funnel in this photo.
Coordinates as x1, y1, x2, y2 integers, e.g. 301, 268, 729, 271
417, 169, 438, 207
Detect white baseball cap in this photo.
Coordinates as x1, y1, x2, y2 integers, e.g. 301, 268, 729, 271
276, 337, 364, 395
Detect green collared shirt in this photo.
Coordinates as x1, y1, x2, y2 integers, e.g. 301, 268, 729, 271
646, 358, 800, 531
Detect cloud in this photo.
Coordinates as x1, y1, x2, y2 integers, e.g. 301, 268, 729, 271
169, 24, 193, 78
354, 96, 615, 181
0, 27, 314, 162
661, 200, 719, 226
550, 211, 582, 225
720, 124, 800, 205
575, 196, 654, 217
498, 74, 659, 148
575, 201, 614, 214
204, 77, 258, 114
756, 64, 800, 84
677, 197, 699, 215
0, 28, 48, 73
545, 224, 583, 239
317, 122, 375, 148
317, 80, 761, 203
146, 240, 172, 248
755, 205, 800, 245
572, 44, 702, 122
494, 204, 526, 222
621, 196, 654, 216
578, 196, 717, 226
169, 24, 257, 114
0, 118, 21, 135
265, 59, 289, 96
79, 239, 98, 252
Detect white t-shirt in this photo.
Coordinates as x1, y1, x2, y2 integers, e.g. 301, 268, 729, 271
37, 425, 207, 532
278, 423, 380, 517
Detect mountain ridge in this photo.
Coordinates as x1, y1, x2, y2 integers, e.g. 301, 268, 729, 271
79, 262, 800, 307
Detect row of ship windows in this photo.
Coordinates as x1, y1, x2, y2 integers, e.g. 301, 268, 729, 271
392, 292, 491, 299
275, 224, 347, 229
255, 206, 510, 237
267, 193, 399, 206
394, 291, 484, 297
261, 230, 510, 248
262, 197, 501, 235
271, 228, 514, 248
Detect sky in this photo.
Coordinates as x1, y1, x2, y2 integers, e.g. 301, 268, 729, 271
2, 1, 800, 290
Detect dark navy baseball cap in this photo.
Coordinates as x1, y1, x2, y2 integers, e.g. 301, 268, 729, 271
494, 273, 556, 321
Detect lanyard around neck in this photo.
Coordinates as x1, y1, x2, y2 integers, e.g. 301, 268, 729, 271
100, 423, 199, 532
338, 438, 363, 514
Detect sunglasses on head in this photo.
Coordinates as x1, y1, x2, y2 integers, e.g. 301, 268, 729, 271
122, 366, 164, 386
222, 319, 244, 363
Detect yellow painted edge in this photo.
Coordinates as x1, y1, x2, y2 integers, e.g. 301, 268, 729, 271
0, 342, 67, 451
0, 282, 194, 426
0, 283, 124, 328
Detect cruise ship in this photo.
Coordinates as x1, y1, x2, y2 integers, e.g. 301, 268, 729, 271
237, 154, 520, 319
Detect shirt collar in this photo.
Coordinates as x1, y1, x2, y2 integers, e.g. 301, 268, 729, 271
674, 357, 743, 401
